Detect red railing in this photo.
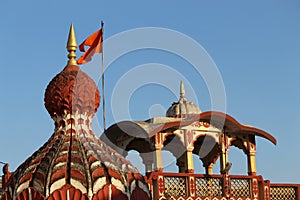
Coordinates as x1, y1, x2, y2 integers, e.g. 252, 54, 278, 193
146, 172, 300, 200
269, 183, 300, 200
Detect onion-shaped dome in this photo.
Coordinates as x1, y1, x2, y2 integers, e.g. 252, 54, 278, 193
1, 25, 150, 200
44, 64, 100, 118
166, 81, 201, 118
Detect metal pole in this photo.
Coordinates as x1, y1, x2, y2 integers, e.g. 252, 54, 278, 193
101, 21, 106, 131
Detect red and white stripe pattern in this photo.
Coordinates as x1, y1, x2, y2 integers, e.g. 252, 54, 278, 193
2, 112, 150, 200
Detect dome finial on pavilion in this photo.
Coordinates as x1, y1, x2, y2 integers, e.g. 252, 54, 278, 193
66, 23, 77, 65
166, 81, 201, 117
180, 80, 186, 100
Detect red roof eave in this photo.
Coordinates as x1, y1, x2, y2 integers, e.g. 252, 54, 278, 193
148, 111, 276, 145
104, 111, 276, 146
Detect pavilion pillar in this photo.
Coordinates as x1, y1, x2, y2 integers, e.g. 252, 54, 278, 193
186, 147, 194, 173
154, 132, 164, 171
220, 151, 228, 174
154, 144, 163, 171
205, 163, 214, 175
145, 162, 153, 174
220, 132, 228, 174
247, 137, 257, 176
247, 152, 256, 175
141, 152, 154, 175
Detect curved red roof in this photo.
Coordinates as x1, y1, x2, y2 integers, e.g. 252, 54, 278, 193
104, 111, 276, 145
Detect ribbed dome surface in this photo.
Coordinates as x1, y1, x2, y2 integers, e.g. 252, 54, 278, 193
44, 64, 100, 118
166, 81, 201, 118
2, 114, 150, 199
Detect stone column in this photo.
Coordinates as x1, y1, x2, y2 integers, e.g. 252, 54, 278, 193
186, 147, 194, 173
247, 151, 257, 175
145, 162, 153, 174
154, 144, 163, 171
141, 152, 154, 175
205, 163, 214, 175
154, 132, 164, 171
220, 133, 228, 174
247, 138, 257, 176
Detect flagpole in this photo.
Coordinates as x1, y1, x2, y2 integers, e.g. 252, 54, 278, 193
101, 21, 107, 131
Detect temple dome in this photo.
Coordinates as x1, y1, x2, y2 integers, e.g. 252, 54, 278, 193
1, 24, 151, 200
44, 24, 100, 118
166, 81, 201, 118
44, 64, 100, 118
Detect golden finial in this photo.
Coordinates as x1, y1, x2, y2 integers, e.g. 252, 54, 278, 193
180, 81, 186, 100
66, 24, 77, 65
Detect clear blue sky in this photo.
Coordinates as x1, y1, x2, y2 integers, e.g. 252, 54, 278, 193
0, 0, 299, 183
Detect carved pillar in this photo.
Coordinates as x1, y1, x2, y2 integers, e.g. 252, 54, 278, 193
247, 151, 256, 175
154, 132, 164, 171
222, 174, 231, 198
141, 152, 154, 175
145, 162, 153, 174
154, 145, 163, 171
247, 137, 257, 175
263, 180, 271, 200
188, 176, 196, 197
186, 147, 194, 173
220, 151, 228, 174
205, 163, 214, 175
220, 132, 229, 174
152, 175, 165, 199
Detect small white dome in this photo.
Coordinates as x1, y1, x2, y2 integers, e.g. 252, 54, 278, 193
166, 81, 201, 118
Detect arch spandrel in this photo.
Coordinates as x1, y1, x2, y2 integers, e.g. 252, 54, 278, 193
229, 138, 248, 154
161, 131, 185, 147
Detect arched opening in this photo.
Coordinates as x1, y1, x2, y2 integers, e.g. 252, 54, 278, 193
161, 150, 177, 172
101, 121, 152, 156
228, 147, 247, 175
126, 138, 152, 154
163, 134, 186, 172
193, 154, 205, 174
228, 139, 248, 175
193, 135, 220, 175
126, 150, 146, 175
125, 138, 154, 174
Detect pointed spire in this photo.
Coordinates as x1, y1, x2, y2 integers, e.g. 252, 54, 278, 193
180, 81, 186, 100
66, 24, 77, 65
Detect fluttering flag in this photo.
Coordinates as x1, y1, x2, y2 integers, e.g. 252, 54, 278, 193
77, 28, 103, 64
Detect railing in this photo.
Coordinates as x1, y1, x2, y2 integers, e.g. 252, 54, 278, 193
195, 176, 223, 197
270, 184, 300, 200
164, 176, 187, 196
147, 172, 300, 200
231, 177, 252, 198
147, 172, 264, 200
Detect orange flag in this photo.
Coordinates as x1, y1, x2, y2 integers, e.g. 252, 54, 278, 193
77, 29, 103, 64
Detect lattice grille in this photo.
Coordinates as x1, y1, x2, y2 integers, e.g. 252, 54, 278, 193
270, 186, 297, 200
195, 177, 223, 197
164, 176, 187, 196
231, 178, 251, 197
